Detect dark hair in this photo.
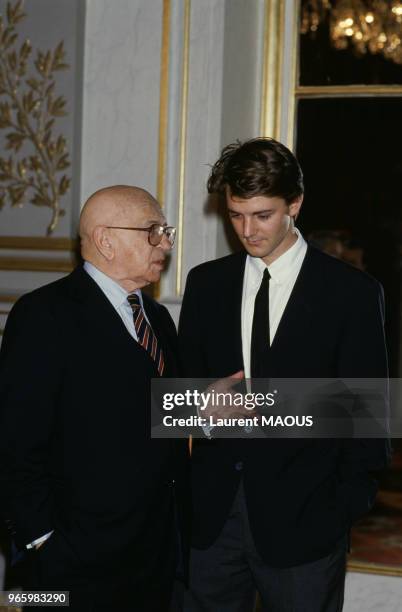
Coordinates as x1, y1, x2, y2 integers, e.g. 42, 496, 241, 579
207, 137, 304, 204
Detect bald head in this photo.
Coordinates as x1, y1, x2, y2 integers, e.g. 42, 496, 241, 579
80, 185, 161, 259
80, 186, 158, 240
78, 185, 169, 291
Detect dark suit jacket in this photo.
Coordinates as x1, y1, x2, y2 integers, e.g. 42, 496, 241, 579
178, 245, 390, 567
0, 265, 189, 584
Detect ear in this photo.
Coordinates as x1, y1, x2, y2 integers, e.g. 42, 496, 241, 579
289, 195, 303, 221
93, 226, 115, 261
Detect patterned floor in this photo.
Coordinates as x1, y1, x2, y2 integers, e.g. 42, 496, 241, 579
350, 490, 402, 568
349, 446, 402, 570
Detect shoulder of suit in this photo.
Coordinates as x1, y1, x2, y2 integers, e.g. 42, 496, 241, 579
308, 245, 381, 294
186, 247, 382, 293
186, 251, 245, 282
11, 269, 77, 312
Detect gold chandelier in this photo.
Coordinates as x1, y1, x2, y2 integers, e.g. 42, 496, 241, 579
301, 0, 402, 65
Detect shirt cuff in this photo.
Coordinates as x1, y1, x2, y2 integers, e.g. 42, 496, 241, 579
26, 530, 53, 550
197, 406, 213, 438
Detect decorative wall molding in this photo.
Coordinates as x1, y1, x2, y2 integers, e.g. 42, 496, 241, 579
175, 0, 190, 296
0, 0, 84, 326
260, 0, 286, 140
0, 256, 75, 272
0, 236, 76, 250
157, 0, 225, 305
0, 0, 72, 236
0, 293, 19, 302
296, 85, 402, 97
283, 0, 300, 148
157, 0, 171, 208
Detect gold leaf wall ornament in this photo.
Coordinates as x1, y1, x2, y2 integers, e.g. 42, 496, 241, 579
0, 0, 71, 235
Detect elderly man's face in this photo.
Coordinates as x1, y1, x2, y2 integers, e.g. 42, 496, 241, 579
110, 202, 171, 287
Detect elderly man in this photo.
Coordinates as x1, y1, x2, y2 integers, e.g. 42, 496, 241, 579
0, 186, 188, 611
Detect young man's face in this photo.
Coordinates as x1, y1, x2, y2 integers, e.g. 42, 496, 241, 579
226, 190, 303, 265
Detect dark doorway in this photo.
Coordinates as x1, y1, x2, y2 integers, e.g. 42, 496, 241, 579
296, 96, 401, 376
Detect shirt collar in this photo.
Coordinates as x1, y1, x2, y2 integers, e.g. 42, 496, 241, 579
83, 261, 143, 309
247, 228, 307, 286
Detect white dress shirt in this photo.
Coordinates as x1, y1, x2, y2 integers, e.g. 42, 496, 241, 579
202, 228, 307, 439
26, 262, 148, 549
241, 228, 307, 379
83, 261, 151, 339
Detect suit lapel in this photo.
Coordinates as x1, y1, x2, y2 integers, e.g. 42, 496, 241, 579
67, 266, 165, 373
68, 266, 132, 346
142, 294, 178, 377
270, 246, 323, 356
220, 252, 246, 372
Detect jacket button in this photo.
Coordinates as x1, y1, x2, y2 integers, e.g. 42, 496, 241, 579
235, 461, 243, 471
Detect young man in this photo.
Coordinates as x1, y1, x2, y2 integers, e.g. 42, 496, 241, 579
178, 138, 389, 612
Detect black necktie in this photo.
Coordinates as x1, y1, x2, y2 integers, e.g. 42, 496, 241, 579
127, 294, 165, 376
250, 268, 270, 378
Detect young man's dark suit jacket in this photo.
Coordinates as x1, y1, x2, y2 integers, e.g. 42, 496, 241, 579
0, 265, 189, 595
178, 245, 390, 568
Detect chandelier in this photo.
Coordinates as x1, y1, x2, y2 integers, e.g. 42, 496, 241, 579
301, 0, 402, 65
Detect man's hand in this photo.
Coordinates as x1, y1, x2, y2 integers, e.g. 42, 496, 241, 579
202, 370, 256, 421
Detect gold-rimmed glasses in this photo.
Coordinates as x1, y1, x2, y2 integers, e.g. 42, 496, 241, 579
106, 224, 176, 246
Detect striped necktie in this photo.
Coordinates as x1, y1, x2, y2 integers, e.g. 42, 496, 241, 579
127, 293, 164, 376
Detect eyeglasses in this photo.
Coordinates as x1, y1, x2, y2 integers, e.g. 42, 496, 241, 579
106, 224, 176, 246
